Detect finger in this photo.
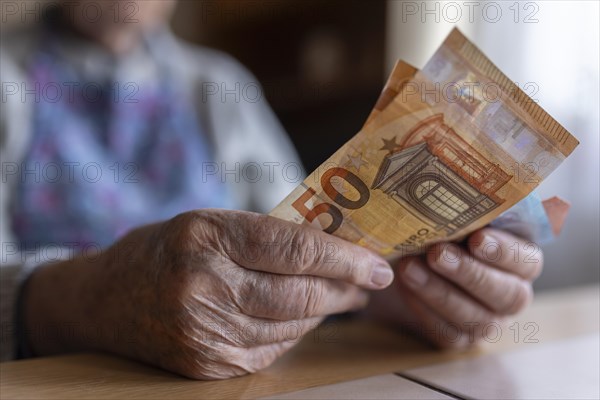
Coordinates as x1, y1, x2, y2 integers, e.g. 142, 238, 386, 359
398, 257, 496, 325
242, 340, 298, 374
237, 271, 369, 320
427, 243, 534, 315
467, 228, 544, 280
398, 289, 471, 349
187, 340, 297, 379
215, 211, 394, 290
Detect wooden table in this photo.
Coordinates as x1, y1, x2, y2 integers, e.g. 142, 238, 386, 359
1, 284, 598, 399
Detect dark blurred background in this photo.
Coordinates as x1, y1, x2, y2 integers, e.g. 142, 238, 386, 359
171, 0, 387, 173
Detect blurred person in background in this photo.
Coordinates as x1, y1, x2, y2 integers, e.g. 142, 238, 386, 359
0, 0, 541, 379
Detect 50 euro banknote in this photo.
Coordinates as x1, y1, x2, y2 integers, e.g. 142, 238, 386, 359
271, 28, 578, 258
369, 60, 571, 245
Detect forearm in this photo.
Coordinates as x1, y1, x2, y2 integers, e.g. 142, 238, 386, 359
21, 256, 102, 356
21, 225, 162, 360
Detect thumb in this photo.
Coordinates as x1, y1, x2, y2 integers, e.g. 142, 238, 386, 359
218, 211, 394, 290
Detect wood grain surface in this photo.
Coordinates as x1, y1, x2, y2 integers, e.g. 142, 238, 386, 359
1, 285, 598, 399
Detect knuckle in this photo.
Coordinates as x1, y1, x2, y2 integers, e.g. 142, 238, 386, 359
198, 346, 252, 379
240, 275, 321, 320
503, 283, 533, 315
430, 283, 451, 306
167, 210, 213, 242
522, 246, 544, 280
347, 262, 367, 286
285, 229, 324, 273
158, 337, 250, 380
234, 275, 259, 316
523, 261, 543, 281
160, 211, 222, 266
342, 253, 373, 287
299, 277, 324, 318
464, 263, 488, 291
244, 343, 289, 373
235, 273, 278, 317
219, 346, 251, 371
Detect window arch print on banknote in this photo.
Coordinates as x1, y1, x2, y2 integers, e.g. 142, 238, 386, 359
407, 173, 471, 226
371, 113, 512, 235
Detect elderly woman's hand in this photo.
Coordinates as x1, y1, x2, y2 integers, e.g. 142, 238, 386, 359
22, 209, 393, 379
366, 228, 543, 349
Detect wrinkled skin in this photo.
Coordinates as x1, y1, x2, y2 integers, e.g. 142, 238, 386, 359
24, 209, 393, 379
367, 228, 543, 348
24, 210, 542, 379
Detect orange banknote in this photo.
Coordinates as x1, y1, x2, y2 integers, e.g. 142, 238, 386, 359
271, 28, 578, 258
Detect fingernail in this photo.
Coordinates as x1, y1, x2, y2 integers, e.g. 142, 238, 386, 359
437, 246, 461, 271
404, 262, 428, 287
478, 234, 498, 250
370, 262, 394, 288
478, 234, 501, 261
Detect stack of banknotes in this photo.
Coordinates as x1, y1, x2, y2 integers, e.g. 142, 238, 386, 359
271, 28, 577, 259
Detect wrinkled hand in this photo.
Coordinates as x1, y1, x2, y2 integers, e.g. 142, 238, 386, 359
366, 228, 543, 349
24, 209, 393, 379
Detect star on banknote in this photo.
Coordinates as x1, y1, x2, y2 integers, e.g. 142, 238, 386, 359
345, 152, 368, 172
379, 137, 399, 153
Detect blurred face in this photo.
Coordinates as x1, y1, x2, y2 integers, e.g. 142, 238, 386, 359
66, 0, 178, 53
